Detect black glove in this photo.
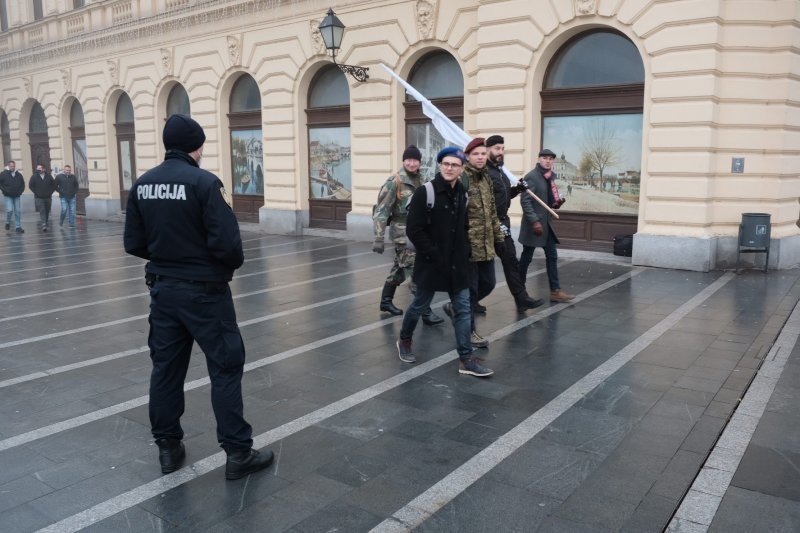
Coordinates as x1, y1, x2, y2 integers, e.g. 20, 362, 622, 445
494, 241, 507, 257
515, 181, 528, 193
553, 198, 566, 210
372, 239, 385, 254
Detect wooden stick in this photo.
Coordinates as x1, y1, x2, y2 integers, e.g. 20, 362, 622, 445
523, 187, 560, 219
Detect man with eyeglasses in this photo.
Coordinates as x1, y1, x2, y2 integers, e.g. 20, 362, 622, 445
445, 137, 506, 349
396, 147, 493, 377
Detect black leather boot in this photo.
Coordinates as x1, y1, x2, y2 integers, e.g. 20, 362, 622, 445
380, 283, 403, 315
225, 448, 274, 480
155, 438, 185, 474
422, 308, 444, 325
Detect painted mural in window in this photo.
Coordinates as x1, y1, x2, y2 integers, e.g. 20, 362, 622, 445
542, 114, 642, 215
230, 129, 263, 196
406, 121, 463, 179
309, 126, 351, 200
72, 138, 88, 188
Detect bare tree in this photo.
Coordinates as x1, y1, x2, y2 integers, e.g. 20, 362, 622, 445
579, 118, 623, 191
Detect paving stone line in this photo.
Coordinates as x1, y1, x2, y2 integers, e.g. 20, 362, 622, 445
32, 269, 637, 533
666, 295, 800, 532
370, 271, 736, 532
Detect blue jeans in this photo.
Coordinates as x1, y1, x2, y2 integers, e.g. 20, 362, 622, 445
4, 195, 21, 229
400, 287, 472, 360
60, 196, 77, 226
519, 233, 560, 291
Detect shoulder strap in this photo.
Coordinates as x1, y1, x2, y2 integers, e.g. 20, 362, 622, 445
424, 181, 435, 210
393, 173, 402, 201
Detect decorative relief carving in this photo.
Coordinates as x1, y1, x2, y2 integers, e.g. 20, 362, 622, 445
60, 68, 71, 93
226, 35, 241, 66
108, 59, 119, 86
416, 0, 435, 40
575, 0, 596, 15
309, 19, 325, 55
160, 48, 172, 76
23, 76, 32, 98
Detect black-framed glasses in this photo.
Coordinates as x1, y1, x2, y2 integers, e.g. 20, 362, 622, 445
440, 162, 463, 169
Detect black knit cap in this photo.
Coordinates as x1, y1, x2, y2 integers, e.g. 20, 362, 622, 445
163, 114, 206, 153
402, 145, 422, 161
485, 135, 504, 147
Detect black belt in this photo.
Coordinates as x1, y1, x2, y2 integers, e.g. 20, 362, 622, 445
153, 275, 203, 283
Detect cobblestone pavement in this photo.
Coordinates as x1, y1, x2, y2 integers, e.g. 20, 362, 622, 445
1, 214, 799, 532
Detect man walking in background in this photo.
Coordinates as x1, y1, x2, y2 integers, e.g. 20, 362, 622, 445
55, 165, 79, 228
1, 160, 25, 233
29, 163, 56, 231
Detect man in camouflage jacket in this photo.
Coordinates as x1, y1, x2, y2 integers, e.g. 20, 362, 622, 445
450, 138, 505, 348
372, 145, 443, 325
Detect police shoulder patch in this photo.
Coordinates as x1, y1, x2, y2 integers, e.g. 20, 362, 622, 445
220, 186, 232, 208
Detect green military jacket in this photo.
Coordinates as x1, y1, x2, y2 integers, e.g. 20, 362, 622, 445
372, 167, 425, 244
461, 163, 505, 262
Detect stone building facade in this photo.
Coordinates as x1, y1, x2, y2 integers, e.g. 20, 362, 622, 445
0, 0, 798, 271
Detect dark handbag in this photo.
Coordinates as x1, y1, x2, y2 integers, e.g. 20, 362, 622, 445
613, 234, 633, 257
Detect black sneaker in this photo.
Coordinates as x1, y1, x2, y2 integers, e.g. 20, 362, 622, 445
473, 302, 487, 314
458, 357, 494, 377
15, 227, 24, 233
421, 309, 444, 326
155, 438, 185, 474
42, 224, 48, 232
4, 223, 8, 230
396, 338, 415, 363
225, 448, 274, 480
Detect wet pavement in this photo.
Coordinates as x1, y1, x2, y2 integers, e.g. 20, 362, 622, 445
1, 213, 799, 532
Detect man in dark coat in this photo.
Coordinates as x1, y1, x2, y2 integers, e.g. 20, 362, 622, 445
55, 165, 80, 227
484, 135, 543, 312
1, 160, 25, 233
29, 163, 56, 231
518, 149, 574, 303
124, 114, 273, 480
396, 147, 493, 377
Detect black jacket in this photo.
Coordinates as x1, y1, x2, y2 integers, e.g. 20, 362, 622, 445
0, 169, 25, 197
407, 173, 470, 293
29, 172, 56, 198
123, 150, 244, 282
486, 160, 521, 228
54, 172, 80, 198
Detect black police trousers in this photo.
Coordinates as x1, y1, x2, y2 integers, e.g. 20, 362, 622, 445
147, 279, 253, 452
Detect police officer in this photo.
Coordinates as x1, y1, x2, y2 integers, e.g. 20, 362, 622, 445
372, 145, 443, 326
123, 114, 273, 480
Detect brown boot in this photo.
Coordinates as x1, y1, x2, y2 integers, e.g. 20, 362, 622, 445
550, 289, 575, 303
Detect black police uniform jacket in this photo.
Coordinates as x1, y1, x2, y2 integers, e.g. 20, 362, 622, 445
406, 173, 470, 294
123, 150, 244, 282
0, 169, 25, 197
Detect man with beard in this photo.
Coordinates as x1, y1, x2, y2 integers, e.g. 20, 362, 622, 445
519, 148, 574, 303
29, 163, 56, 231
372, 145, 443, 326
484, 135, 543, 312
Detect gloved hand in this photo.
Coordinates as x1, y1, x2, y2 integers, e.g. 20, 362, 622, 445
532, 221, 544, 236
499, 224, 511, 237
494, 240, 507, 257
553, 198, 566, 210
515, 181, 528, 193
372, 239, 385, 254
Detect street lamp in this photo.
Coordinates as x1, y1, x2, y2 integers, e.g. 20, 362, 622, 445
318, 8, 369, 82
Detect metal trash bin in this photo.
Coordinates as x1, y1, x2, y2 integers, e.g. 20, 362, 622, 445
737, 213, 771, 272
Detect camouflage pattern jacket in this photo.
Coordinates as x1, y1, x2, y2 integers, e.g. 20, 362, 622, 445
372, 167, 425, 244
461, 163, 505, 262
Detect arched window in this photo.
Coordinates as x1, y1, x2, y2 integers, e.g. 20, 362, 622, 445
540, 30, 644, 250
0, 112, 10, 164
227, 74, 263, 222
69, 100, 89, 214
28, 102, 51, 172
166, 84, 190, 117
404, 51, 464, 177
306, 65, 351, 229
115, 93, 136, 210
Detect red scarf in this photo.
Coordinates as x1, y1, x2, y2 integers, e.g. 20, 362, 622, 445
543, 169, 561, 206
